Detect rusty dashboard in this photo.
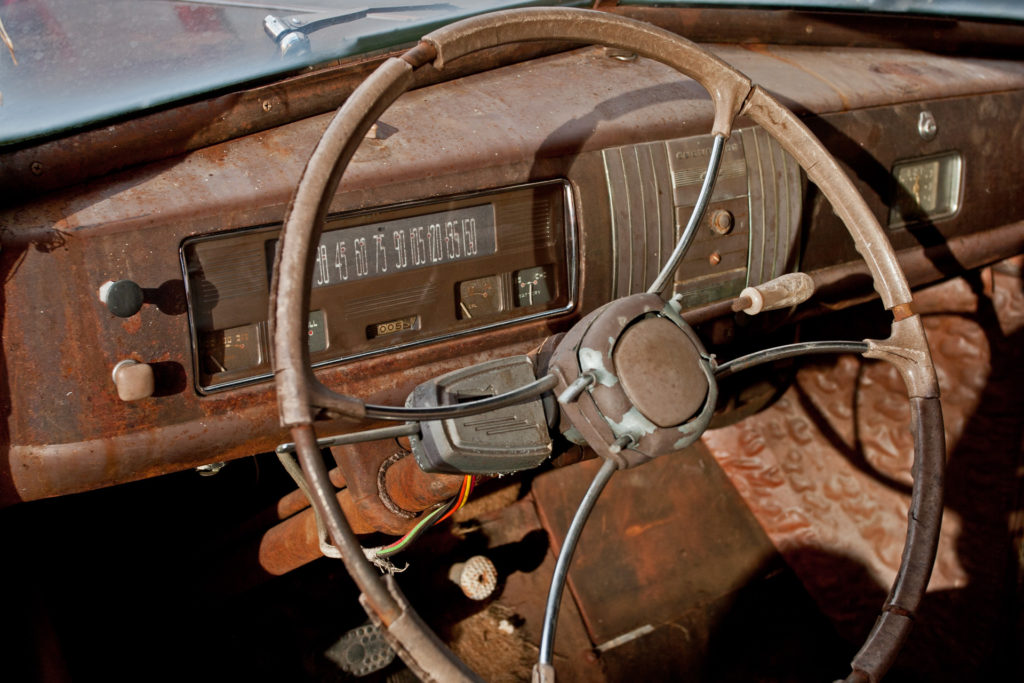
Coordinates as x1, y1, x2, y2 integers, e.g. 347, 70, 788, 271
2, 10, 1024, 506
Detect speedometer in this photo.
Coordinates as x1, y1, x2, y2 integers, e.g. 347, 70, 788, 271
182, 180, 575, 393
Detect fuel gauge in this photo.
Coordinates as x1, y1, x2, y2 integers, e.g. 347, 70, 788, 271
458, 275, 505, 319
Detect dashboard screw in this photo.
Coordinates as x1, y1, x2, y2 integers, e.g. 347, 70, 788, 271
262, 100, 273, 112
30, 161, 43, 175
709, 251, 722, 266
918, 111, 937, 141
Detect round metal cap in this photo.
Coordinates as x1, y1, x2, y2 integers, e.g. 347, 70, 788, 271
613, 317, 709, 428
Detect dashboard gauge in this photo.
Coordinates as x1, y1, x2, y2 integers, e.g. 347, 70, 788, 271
307, 310, 328, 353
182, 180, 574, 393
458, 275, 505, 319
896, 161, 939, 211
515, 265, 553, 307
201, 323, 262, 374
889, 151, 962, 227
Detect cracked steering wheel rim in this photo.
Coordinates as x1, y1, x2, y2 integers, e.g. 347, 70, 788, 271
270, 8, 944, 682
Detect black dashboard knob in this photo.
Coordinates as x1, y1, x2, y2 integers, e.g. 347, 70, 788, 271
102, 280, 145, 318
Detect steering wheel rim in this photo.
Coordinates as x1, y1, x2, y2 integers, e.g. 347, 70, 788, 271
270, 8, 944, 682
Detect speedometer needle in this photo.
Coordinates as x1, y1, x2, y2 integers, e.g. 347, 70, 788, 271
460, 301, 472, 318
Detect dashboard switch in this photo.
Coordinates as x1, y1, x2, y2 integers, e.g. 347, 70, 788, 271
100, 280, 144, 318
112, 360, 154, 402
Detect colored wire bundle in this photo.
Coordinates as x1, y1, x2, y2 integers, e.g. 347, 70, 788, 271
376, 475, 475, 558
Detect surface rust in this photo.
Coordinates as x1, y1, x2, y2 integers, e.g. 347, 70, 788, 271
385, 452, 465, 514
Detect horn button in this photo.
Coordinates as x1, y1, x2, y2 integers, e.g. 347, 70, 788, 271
549, 293, 718, 469
614, 317, 709, 428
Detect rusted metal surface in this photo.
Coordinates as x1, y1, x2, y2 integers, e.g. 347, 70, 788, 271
530, 442, 778, 646
6, 7, 1023, 202
1, 31, 1023, 503
702, 270, 1024, 679
384, 452, 464, 514
613, 7, 1024, 58
257, 486, 396, 576
329, 440, 445, 536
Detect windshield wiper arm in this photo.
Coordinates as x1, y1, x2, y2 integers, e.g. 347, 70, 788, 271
264, 4, 457, 57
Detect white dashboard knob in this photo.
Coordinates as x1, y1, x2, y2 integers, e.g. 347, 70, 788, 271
112, 360, 154, 402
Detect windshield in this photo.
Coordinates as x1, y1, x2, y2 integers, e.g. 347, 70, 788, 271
0, 0, 566, 148
0, 0, 1020, 149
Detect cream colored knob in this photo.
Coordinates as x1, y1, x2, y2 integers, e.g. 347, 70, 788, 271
112, 360, 154, 402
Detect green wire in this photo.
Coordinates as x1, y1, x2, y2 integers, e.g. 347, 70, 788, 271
376, 501, 453, 558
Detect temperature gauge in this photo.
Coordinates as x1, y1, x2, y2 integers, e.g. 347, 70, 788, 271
515, 265, 553, 308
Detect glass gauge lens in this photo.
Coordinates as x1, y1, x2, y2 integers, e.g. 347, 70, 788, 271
201, 323, 261, 375
889, 152, 962, 227
515, 265, 553, 307
895, 161, 939, 211
458, 275, 505, 319
307, 310, 328, 353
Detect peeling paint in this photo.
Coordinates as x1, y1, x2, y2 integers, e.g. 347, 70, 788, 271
608, 406, 656, 440
579, 346, 618, 387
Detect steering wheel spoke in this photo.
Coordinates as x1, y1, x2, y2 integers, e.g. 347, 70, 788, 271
715, 340, 871, 379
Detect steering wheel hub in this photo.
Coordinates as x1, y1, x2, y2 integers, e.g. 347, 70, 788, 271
549, 293, 717, 469
615, 316, 709, 427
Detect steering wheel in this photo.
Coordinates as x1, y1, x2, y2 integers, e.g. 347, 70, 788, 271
270, 8, 944, 682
